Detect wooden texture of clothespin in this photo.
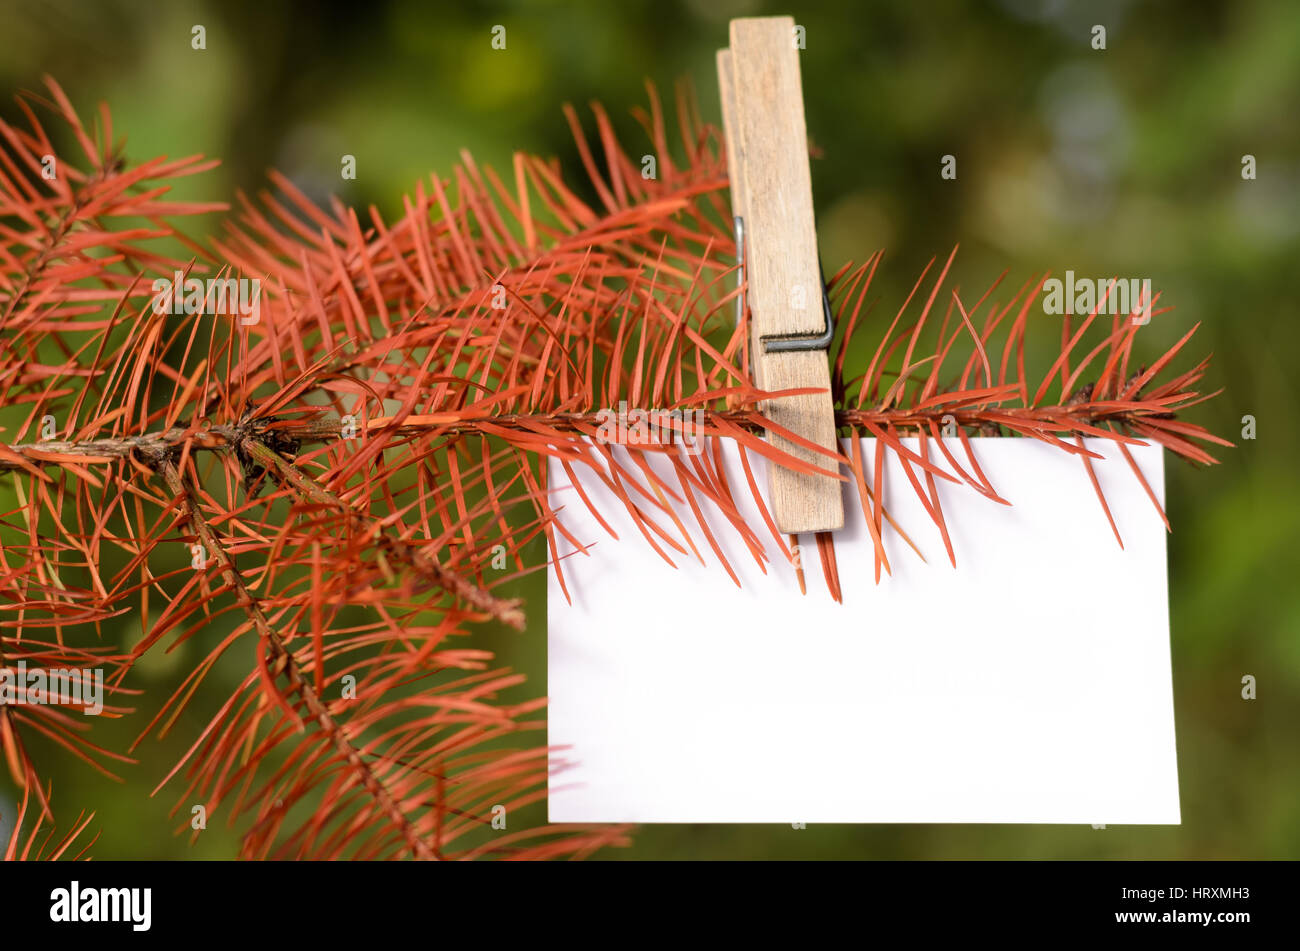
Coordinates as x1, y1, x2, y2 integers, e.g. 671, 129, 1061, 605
717, 16, 844, 535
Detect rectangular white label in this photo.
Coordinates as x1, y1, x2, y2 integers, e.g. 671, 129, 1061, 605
547, 437, 1179, 825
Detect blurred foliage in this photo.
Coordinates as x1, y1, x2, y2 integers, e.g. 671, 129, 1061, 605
0, 0, 1296, 859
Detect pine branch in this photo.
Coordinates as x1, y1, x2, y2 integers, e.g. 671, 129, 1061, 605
153, 456, 440, 860
0, 395, 1226, 475
0, 74, 1226, 860
235, 435, 525, 629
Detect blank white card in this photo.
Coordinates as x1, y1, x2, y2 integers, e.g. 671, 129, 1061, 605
547, 438, 1180, 824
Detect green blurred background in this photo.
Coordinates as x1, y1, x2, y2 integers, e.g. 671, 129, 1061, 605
0, 0, 1296, 859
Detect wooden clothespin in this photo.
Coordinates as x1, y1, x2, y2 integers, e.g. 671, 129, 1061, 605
717, 16, 844, 535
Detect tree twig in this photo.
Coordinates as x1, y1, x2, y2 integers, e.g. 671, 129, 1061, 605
0, 398, 1189, 473
237, 435, 526, 630
155, 458, 439, 861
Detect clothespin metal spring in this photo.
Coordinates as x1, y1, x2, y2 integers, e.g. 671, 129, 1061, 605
733, 215, 835, 354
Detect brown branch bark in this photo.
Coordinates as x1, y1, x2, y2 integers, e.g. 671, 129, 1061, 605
0, 401, 1175, 473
